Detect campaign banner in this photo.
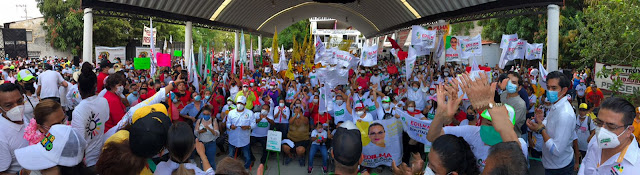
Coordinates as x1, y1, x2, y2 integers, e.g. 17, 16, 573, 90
317, 67, 349, 89
357, 118, 403, 168
445, 36, 465, 62
332, 49, 358, 69
594, 62, 640, 94
411, 25, 437, 49
506, 40, 527, 60
314, 35, 326, 64
135, 47, 157, 58
143, 26, 157, 45
360, 45, 378, 67
399, 111, 433, 146
95, 46, 126, 63
525, 43, 543, 60
500, 34, 518, 49
406, 46, 417, 81
461, 34, 482, 59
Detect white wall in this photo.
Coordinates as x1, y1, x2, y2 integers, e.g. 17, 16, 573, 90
8, 18, 73, 59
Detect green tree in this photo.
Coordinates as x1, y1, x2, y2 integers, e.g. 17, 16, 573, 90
574, 0, 640, 103
263, 19, 311, 50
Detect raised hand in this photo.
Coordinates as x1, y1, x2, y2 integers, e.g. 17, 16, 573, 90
454, 73, 495, 110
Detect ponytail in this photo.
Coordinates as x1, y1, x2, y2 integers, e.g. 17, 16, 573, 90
171, 163, 195, 175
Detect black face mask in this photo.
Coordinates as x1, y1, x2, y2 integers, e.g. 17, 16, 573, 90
466, 114, 476, 121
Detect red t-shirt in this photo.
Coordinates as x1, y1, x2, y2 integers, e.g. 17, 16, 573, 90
209, 94, 225, 117
356, 77, 370, 89
448, 110, 467, 126
104, 91, 126, 132
387, 65, 398, 75
96, 72, 108, 93
177, 90, 192, 109
312, 113, 332, 125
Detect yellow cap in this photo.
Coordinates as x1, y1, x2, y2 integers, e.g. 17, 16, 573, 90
579, 103, 588, 110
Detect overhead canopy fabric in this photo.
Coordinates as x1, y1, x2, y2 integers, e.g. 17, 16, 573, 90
82, 0, 562, 37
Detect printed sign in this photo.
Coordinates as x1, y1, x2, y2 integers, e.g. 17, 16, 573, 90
358, 119, 403, 168
95, 46, 126, 63
267, 130, 282, 152
594, 62, 640, 94
133, 57, 151, 70
143, 26, 157, 45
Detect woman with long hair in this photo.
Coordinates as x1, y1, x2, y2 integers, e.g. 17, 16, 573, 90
155, 121, 215, 175
427, 134, 480, 175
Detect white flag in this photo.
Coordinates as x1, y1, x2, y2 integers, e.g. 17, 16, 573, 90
334, 49, 358, 69
461, 34, 482, 59
538, 61, 548, 90
314, 35, 326, 64
411, 25, 436, 48
413, 44, 431, 57
360, 45, 378, 67
525, 43, 543, 60
506, 40, 527, 60
500, 34, 518, 49
406, 46, 417, 81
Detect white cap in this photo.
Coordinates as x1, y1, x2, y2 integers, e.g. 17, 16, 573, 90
15, 125, 87, 170
236, 96, 247, 104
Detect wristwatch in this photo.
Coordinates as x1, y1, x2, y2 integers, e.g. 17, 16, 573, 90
476, 102, 503, 112
170, 81, 176, 87
537, 126, 546, 134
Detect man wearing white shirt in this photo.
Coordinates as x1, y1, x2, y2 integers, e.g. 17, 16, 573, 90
0, 83, 29, 174
250, 104, 274, 165
36, 64, 68, 102
226, 96, 256, 169
578, 97, 639, 175
526, 71, 577, 174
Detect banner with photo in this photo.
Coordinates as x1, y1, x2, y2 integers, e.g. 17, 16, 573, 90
594, 62, 640, 94
445, 36, 466, 62
357, 119, 404, 168
95, 46, 126, 63
399, 111, 433, 146
135, 47, 157, 58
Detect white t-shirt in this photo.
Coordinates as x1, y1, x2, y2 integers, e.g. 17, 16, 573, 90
251, 113, 274, 137
226, 109, 255, 147
576, 84, 587, 97
71, 96, 110, 167
37, 70, 64, 98
273, 106, 290, 124
311, 129, 328, 145
331, 102, 352, 125
23, 94, 40, 121
155, 160, 215, 175
352, 112, 374, 123
444, 125, 528, 172
575, 117, 595, 152
0, 115, 29, 173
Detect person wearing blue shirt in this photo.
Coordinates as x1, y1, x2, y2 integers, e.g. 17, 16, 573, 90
180, 92, 205, 127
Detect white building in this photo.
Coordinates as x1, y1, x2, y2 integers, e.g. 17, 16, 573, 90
310, 17, 366, 53
4, 17, 73, 59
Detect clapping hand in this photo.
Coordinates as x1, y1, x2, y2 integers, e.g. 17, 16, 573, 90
435, 80, 463, 119
454, 73, 495, 109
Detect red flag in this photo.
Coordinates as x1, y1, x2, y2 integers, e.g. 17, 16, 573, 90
240, 64, 244, 81
397, 51, 408, 61
387, 36, 403, 51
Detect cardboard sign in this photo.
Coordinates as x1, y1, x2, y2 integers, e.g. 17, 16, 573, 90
133, 57, 151, 70
157, 53, 171, 67
267, 130, 282, 152
173, 50, 183, 57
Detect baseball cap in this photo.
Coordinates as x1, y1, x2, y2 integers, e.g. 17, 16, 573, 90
579, 103, 589, 110
227, 97, 234, 102
355, 103, 364, 110
100, 59, 114, 68
479, 104, 516, 146
332, 121, 362, 166
236, 96, 247, 104
382, 96, 391, 103
269, 81, 276, 86
129, 104, 172, 158
15, 125, 87, 170
16, 69, 35, 82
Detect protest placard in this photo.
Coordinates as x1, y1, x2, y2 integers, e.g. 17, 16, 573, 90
133, 57, 151, 70
267, 130, 282, 152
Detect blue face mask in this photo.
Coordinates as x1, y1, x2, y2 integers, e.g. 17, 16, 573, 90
506, 81, 518, 93
194, 95, 201, 101
202, 115, 211, 120
132, 91, 139, 95
204, 95, 211, 101
547, 90, 559, 103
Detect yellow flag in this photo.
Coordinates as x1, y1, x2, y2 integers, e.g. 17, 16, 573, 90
272, 27, 279, 63
356, 121, 372, 146
285, 59, 295, 80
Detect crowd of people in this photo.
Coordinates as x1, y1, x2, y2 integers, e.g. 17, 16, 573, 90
0, 52, 638, 175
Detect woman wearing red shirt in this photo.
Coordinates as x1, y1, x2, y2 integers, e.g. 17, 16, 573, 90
103, 73, 128, 132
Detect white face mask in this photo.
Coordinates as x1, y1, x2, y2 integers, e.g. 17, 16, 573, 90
236, 104, 245, 111
407, 107, 415, 112
227, 101, 233, 105
116, 86, 124, 95
243, 87, 249, 91
356, 111, 365, 116
1, 105, 24, 122
313, 99, 319, 103
261, 109, 268, 115
596, 126, 627, 149
335, 100, 344, 106
424, 166, 436, 175
279, 103, 285, 107
382, 103, 390, 110
108, 68, 116, 74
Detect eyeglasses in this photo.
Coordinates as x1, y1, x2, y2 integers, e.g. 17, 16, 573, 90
593, 118, 627, 131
